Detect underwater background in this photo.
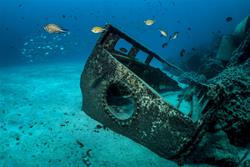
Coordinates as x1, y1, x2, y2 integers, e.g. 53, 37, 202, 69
0, 0, 250, 166
1, 0, 250, 66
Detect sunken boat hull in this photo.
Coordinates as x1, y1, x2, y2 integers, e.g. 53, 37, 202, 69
80, 25, 210, 159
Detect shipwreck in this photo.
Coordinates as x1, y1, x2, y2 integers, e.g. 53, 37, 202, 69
80, 17, 250, 166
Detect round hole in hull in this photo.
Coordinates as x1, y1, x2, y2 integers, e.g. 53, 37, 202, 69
106, 82, 135, 120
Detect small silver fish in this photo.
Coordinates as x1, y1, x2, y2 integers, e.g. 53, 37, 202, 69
144, 19, 155, 26
159, 29, 168, 37
170, 32, 179, 40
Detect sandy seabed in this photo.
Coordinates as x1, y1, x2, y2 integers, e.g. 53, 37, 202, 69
0, 62, 213, 167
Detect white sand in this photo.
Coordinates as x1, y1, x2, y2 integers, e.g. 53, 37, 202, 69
0, 63, 212, 167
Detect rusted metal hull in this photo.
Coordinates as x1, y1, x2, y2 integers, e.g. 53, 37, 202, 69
80, 25, 208, 159
80, 47, 200, 159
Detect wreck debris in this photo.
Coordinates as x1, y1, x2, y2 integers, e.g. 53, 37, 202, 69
184, 16, 250, 166
76, 139, 84, 148
86, 149, 92, 157
82, 149, 93, 167
82, 155, 91, 167
217, 15, 250, 64
230, 30, 250, 66
238, 150, 250, 166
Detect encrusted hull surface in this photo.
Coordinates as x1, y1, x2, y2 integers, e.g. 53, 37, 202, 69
81, 44, 201, 159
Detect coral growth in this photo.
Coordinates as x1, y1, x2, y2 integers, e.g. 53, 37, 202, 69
188, 33, 250, 166
209, 59, 250, 147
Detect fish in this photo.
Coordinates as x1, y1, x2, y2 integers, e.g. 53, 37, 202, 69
162, 43, 168, 48
180, 49, 186, 57
187, 27, 192, 31
226, 16, 233, 22
159, 29, 168, 37
91, 26, 106, 33
144, 19, 155, 26
44, 24, 67, 33
62, 15, 66, 19
119, 47, 128, 53
169, 32, 179, 40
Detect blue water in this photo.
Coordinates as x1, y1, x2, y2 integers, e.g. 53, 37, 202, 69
1, 0, 250, 67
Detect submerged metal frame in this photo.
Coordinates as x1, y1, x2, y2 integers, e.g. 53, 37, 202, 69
80, 25, 213, 160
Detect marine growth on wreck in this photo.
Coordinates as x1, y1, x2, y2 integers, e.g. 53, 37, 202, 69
81, 16, 250, 167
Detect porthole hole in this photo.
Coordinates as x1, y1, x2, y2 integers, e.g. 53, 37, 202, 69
106, 82, 135, 120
